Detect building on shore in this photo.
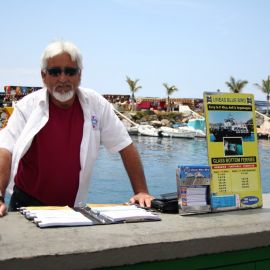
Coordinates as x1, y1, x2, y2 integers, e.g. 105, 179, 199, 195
135, 97, 204, 112
102, 94, 130, 103
1, 85, 268, 115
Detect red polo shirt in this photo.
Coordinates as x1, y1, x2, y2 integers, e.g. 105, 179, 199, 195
14, 95, 84, 206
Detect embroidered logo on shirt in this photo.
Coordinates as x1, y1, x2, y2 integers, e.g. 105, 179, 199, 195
91, 116, 98, 129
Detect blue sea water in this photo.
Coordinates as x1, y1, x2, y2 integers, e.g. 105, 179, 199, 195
88, 136, 270, 204
4, 136, 269, 205
210, 133, 255, 142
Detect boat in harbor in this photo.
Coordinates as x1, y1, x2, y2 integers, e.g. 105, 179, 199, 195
187, 118, 206, 138
138, 125, 160, 137
211, 115, 251, 142
137, 125, 197, 139
256, 111, 270, 139
159, 126, 195, 139
126, 125, 139, 135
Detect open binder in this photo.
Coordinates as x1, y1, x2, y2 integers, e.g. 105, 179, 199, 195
19, 205, 161, 228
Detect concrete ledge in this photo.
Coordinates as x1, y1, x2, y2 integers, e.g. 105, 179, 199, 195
1, 194, 270, 270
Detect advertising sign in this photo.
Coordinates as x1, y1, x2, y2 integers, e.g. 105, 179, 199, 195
204, 92, 262, 211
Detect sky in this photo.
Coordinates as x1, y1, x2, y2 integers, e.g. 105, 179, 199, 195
1, 0, 270, 101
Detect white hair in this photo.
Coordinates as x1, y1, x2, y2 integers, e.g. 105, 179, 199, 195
41, 41, 83, 71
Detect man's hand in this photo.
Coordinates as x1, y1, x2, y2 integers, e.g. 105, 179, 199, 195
0, 148, 12, 217
129, 192, 155, 208
0, 201, 7, 217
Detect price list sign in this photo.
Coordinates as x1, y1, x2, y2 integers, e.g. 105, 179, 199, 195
204, 92, 262, 211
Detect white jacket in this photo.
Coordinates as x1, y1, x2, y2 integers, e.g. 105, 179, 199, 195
0, 87, 132, 206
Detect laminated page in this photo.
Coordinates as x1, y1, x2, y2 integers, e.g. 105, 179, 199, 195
91, 205, 140, 212
34, 214, 93, 228
24, 209, 72, 219
186, 187, 208, 195
98, 208, 161, 222
21, 207, 93, 228
20, 205, 161, 227
20, 206, 71, 219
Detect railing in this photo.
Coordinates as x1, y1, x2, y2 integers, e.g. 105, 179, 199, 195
255, 110, 270, 120
112, 105, 138, 127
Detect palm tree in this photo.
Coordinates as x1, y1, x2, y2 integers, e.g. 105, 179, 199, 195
254, 76, 270, 116
163, 83, 178, 112
225, 76, 248, 93
126, 76, 142, 111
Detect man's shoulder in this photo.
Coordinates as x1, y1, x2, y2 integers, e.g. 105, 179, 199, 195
16, 88, 47, 105
14, 88, 47, 114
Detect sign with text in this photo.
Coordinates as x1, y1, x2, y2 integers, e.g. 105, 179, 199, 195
204, 92, 262, 211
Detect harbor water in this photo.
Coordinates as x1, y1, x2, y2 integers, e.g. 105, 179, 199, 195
4, 136, 269, 205
88, 136, 270, 204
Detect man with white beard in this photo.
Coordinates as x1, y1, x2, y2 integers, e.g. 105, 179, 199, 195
0, 41, 153, 216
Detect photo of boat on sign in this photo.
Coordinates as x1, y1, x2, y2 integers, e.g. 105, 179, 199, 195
208, 111, 254, 142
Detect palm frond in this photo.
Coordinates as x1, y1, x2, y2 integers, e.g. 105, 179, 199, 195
254, 75, 270, 95
225, 76, 248, 93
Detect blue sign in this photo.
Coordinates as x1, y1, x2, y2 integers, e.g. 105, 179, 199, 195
241, 196, 259, 206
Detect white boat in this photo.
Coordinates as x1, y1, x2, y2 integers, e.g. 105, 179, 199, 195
138, 125, 160, 137
159, 126, 195, 139
126, 125, 139, 135
256, 110, 270, 139
184, 126, 206, 138
193, 129, 206, 138
187, 118, 206, 138
211, 115, 251, 142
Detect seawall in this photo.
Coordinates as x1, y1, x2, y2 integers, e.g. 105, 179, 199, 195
1, 194, 270, 269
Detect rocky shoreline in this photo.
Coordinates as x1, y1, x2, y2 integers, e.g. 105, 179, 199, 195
118, 110, 200, 128
115, 108, 270, 139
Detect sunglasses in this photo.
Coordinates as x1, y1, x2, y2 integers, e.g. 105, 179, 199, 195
46, 67, 80, 77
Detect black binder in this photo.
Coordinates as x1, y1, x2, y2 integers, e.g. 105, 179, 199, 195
20, 204, 161, 228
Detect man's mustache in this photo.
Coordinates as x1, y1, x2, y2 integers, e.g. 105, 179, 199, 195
54, 84, 73, 92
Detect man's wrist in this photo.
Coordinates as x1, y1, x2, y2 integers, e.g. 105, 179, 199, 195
0, 191, 5, 203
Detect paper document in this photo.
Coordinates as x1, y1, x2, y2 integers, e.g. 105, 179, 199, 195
21, 207, 93, 227
20, 204, 160, 228
96, 209, 160, 222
